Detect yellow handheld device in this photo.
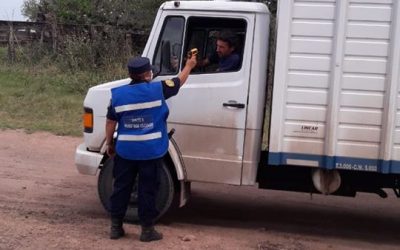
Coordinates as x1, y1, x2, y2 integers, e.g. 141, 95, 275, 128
187, 48, 198, 58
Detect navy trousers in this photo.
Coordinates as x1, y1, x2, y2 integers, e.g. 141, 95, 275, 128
109, 154, 160, 227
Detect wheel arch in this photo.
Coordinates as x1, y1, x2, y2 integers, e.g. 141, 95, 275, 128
167, 138, 187, 181
167, 138, 191, 207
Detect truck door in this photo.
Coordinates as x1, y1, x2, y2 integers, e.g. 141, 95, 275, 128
148, 14, 254, 185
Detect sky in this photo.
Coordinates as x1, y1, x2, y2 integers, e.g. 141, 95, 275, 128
0, 0, 26, 21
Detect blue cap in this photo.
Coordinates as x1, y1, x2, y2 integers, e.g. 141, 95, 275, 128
127, 57, 152, 74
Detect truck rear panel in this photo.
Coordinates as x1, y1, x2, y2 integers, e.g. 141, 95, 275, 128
268, 0, 400, 174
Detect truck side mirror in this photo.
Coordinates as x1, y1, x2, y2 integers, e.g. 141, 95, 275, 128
154, 40, 172, 78
161, 40, 172, 72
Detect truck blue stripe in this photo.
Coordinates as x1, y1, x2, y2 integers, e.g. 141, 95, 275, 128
268, 152, 400, 174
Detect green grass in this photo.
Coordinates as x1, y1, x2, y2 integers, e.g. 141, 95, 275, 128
0, 65, 85, 136
0, 47, 126, 136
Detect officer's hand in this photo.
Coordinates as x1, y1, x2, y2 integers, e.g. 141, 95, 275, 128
186, 53, 197, 69
106, 144, 116, 157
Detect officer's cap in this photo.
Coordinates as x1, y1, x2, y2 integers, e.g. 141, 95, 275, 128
127, 57, 152, 75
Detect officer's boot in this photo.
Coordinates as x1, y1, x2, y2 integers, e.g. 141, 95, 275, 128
139, 226, 163, 242
110, 217, 125, 240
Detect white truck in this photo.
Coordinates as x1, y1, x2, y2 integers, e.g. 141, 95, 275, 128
75, 0, 400, 220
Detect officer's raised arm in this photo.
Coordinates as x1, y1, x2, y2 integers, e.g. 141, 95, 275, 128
177, 52, 197, 86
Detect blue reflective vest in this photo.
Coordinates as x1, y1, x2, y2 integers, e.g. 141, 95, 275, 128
111, 82, 169, 160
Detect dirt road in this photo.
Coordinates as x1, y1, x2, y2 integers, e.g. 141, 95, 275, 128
0, 130, 399, 250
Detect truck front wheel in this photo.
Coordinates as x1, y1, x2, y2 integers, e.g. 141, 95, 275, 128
98, 157, 175, 222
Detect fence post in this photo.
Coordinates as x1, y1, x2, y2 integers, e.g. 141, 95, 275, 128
89, 25, 96, 40
7, 24, 15, 63
52, 22, 57, 52
40, 25, 44, 45
125, 33, 132, 55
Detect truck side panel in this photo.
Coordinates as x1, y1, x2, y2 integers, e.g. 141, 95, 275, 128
268, 0, 400, 173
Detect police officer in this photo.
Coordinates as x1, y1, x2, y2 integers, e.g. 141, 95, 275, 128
105, 54, 197, 241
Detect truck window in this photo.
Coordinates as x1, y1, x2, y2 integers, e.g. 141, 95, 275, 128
153, 16, 185, 76
184, 17, 247, 73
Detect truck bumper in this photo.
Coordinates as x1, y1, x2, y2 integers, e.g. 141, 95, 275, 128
75, 143, 103, 175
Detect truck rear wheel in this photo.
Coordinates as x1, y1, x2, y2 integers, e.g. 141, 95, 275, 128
98, 157, 175, 222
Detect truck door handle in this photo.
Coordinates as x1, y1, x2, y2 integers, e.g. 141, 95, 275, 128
223, 102, 245, 109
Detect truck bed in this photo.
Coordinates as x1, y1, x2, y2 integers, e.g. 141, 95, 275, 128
266, 0, 400, 174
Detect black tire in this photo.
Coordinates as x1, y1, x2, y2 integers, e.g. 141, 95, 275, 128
98, 157, 175, 222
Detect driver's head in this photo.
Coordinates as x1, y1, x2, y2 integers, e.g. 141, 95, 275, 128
216, 30, 237, 58
128, 57, 153, 82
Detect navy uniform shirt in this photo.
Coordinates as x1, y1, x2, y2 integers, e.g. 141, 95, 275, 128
209, 52, 240, 72
107, 77, 181, 121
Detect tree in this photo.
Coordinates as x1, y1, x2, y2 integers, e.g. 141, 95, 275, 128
22, 0, 164, 28
22, 0, 47, 22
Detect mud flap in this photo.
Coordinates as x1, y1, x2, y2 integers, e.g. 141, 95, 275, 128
179, 181, 191, 207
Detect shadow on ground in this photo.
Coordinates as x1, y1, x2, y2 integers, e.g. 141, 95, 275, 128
162, 184, 400, 246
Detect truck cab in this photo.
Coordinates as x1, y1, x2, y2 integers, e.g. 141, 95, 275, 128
75, 1, 270, 220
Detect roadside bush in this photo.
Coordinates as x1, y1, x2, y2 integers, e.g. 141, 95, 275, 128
59, 28, 135, 69
53, 30, 140, 93
0, 26, 145, 136
3, 31, 144, 94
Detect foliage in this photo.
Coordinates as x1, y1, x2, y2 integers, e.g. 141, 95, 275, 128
0, 46, 129, 136
265, 0, 278, 14
22, 0, 164, 28
57, 28, 139, 73
0, 53, 83, 136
